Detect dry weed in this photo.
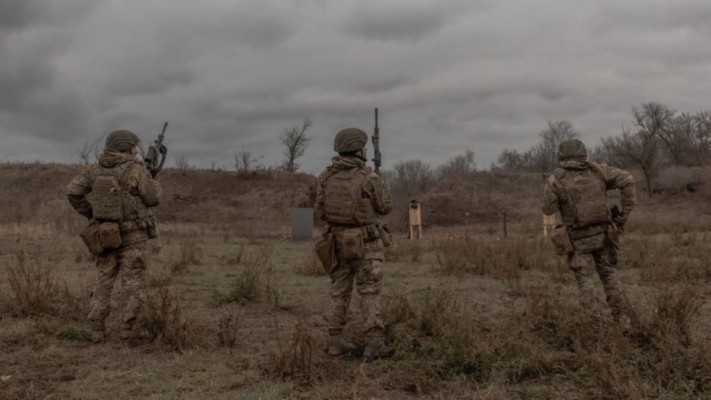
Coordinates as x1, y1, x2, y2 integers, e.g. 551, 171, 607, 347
217, 309, 242, 349
3, 253, 59, 317
267, 314, 320, 387
293, 250, 326, 277
137, 284, 194, 352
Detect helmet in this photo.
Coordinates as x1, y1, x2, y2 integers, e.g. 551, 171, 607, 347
334, 128, 368, 153
558, 139, 587, 160
105, 130, 139, 152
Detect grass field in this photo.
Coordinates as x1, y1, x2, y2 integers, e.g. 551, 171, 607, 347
1, 218, 711, 399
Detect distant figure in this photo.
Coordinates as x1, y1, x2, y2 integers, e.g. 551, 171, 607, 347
315, 127, 394, 360
541, 139, 635, 333
67, 130, 162, 343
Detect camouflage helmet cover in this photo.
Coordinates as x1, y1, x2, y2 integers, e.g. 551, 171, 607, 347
334, 127, 368, 153
558, 139, 587, 160
105, 129, 140, 152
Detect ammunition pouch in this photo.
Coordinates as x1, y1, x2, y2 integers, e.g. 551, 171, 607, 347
550, 225, 574, 256
80, 221, 122, 256
315, 233, 337, 273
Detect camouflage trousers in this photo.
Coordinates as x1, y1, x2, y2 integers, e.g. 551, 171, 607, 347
324, 256, 384, 334
568, 245, 628, 322
87, 242, 147, 331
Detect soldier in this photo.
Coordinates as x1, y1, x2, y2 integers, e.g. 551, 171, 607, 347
67, 130, 162, 343
541, 139, 635, 332
315, 127, 394, 360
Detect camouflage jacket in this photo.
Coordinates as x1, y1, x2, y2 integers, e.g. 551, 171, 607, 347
67, 151, 162, 221
541, 160, 635, 244
315, 156, 392, 223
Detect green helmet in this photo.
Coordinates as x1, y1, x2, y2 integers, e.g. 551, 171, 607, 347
105, 130, 139, 152
558, 139, 587, 160
334, 128, 368, 153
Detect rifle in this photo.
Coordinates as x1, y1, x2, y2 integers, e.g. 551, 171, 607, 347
372, 108, 381, 174
144, 122, 168, 178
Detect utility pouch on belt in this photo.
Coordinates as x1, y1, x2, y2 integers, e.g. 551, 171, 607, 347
80, 221, 122, 256
338, 230, 365, 261
551, 225, 574, 256
314, 233, 337, 273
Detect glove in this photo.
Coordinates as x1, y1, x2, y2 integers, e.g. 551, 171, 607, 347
612, 213, 628, 228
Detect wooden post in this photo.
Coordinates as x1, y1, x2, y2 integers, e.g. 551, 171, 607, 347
408, 203, 422, 239
503, 211, 508, 238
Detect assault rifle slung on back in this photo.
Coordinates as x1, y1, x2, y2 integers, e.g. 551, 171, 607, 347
144, 122, 168, 178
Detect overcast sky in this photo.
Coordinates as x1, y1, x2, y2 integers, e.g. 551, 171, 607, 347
1, 0, 710, 174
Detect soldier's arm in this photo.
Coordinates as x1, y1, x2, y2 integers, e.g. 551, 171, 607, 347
314, 171, 327, 221
602, 165, 636, 215
66, 169, 93, 219
540, 175, 561, 216
127, 164, 162, 207
365, 172, 392, 216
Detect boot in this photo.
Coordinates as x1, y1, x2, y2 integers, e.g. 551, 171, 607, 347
119, 321, 134, 341
327, 332, 355, 357
363, 329, 394, 360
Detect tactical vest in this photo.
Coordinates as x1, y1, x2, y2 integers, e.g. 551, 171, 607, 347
322, 167, 379, 226
90, 162, 152, 222
554, 163, 610, 229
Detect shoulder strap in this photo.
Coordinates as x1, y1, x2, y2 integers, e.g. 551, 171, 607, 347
586, 162, 609, 183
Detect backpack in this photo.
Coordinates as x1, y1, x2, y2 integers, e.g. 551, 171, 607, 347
554, 163, 610, 229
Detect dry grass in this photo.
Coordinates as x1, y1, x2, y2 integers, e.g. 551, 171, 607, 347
2, 164, 711, 398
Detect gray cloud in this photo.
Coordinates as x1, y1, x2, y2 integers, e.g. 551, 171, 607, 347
1, 0, 711, 173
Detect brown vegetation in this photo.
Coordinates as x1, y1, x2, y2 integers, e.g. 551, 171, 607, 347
1, 162, 711, 399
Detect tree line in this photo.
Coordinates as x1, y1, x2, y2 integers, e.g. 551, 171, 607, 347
495, 102, 711, 196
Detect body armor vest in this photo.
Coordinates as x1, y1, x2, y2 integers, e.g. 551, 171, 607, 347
90, 162, 152, 222
554, 163, 610, 229
322, 167, 378, 226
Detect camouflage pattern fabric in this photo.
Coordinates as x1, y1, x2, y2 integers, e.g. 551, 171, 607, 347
568, 248, 626, 322
325, 240, 385, 333
67, 150, 161, 226
88, 242, 147, 330
67, 149, 161, 333
541, 159, 635, 325
315, 156, 392, 222
316, 155, 392, 335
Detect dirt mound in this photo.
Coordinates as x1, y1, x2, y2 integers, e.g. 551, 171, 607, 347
418, 172, 546, 226
0, 163, 317, 235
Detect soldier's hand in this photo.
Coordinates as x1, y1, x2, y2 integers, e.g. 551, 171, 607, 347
613, 213, 627, 227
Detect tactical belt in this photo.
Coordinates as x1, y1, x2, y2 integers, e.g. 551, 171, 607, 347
328, 224, 379, 243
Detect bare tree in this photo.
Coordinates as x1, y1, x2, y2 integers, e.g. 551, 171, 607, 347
537, 120, 579, 172
438, 149, 476, 178
280, 117, 313, 172
600, 127, 661, 197
693, 111, 711, 165
632, 102, 678, 165
234, 149, 264, 172
74, 136, 105, 165
175, 153, 191, 175
497, 149, 526, 172
382, 159, 435, 199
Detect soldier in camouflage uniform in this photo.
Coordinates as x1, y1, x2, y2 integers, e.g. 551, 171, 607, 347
315, 128, 394, 359
67, 130, 162, 343
541, 139, 635, 332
